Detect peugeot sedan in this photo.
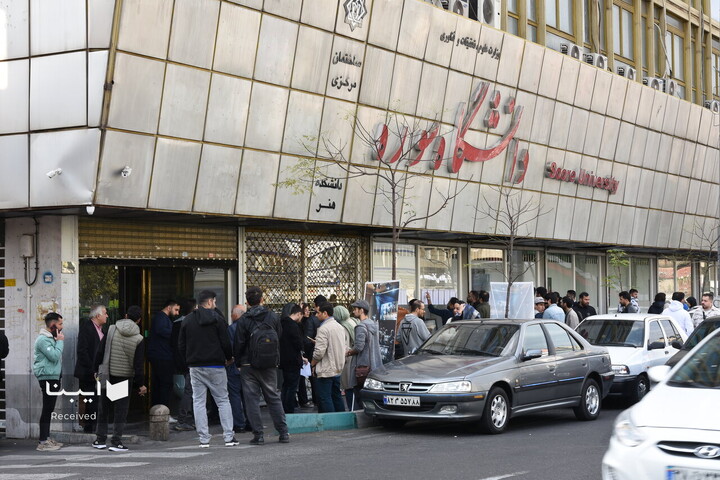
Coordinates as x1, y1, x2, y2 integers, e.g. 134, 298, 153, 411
361, 319, 613, 433
602, 328, 720, 480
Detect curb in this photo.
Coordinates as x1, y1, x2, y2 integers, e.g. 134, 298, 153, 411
285, 411, 360, 434
50, 431, 140, 445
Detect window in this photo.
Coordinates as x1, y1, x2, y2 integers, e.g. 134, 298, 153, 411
667, 336, 720, 389
372, 242, 416, 305
509, 250, 537, 284
700, 262, 717, 295
544, 323, 575, 353
612, 3, 634, 60
547, 253, 573, 295
419, 246, 458, 306
585, 0, 606, 53
648, 321, 665, 347
575, 255, 600, 308
470, 248, 505, 293
630, 258, 652, 311
523, 324, 549, 355
545, 0, 573, 37
660, 319, 680, 345
507, 0, 519, 36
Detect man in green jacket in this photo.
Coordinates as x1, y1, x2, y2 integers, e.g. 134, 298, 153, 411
33, 312, 64, 452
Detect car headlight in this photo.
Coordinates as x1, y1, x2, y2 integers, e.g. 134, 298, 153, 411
364, 378, 383, 390
427, 381, 472, 393
613, 410, 646, 447
612, 364, 630, 375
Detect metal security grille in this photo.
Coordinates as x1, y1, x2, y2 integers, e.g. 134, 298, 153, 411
245, 230, 369, 312
79, 219, 237, 260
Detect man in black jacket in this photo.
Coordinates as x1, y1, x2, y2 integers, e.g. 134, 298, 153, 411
179, 290, 238, 448
234, 286, 289, 445
279, 304, 305, 414
75, 304, 107, 433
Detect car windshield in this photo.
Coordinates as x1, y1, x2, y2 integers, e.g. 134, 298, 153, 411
576, 320, 644, 347
667, 334, 720, 389
417, 324, 520, 356
684, 321, 720, 350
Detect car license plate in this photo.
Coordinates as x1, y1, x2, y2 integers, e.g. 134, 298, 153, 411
383, 395, 420, 407
667, 467, 720, 479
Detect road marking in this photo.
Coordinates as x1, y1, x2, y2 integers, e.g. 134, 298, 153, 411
1, 463, 150, 468
168, 444, 255, 451
0, 452, 209, 461
478, 472, 529, 480
0, 475, 76, 480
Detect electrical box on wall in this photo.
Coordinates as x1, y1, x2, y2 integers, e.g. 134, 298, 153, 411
20, 234, 35, 258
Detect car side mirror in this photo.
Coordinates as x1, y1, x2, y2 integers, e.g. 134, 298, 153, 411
522, 349, 543, 361
648, 341, 665, 350
671, 340, 683, 350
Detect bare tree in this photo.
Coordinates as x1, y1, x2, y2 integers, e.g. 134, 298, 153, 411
278, 113, 468, 279
475, 186, 548, 318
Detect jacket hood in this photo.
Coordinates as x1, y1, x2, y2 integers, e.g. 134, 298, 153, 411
116, 319, 140, 337
195, 307, 220, 326
281, 303, 296, 319
668, 300, 684, 312
245, 305, 272, 322
39, 328, 54, 338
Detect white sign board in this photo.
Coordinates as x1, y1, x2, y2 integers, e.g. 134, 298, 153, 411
489, 282, 534, 319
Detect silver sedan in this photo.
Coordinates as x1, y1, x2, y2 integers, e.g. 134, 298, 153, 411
361, 319, 614, 433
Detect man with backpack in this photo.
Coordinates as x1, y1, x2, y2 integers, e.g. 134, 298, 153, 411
399, 299, 431, 356
234, 286, 289, 446
178, 290, 238, 448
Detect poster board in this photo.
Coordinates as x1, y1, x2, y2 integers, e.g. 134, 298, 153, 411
364, 280, 400, 363
489, 282, 535, 319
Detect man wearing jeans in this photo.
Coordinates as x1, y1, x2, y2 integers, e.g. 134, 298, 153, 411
311, 302, 348, 413
234, 286, 289, 446
179, 290, 238, 448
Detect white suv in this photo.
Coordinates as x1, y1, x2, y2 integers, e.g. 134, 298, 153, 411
576, 314, 687, 403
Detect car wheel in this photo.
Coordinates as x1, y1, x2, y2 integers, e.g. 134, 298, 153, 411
378, 418, 406, 429
629, 374, 649, 404
480, 387, 509, 434
573, 378, 601, 421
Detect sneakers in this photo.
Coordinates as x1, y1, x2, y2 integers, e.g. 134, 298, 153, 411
168, 416, 178, 424
109, 443, 129, 452
199, 443, 210, 448
249, 434, 264, 445
225, 437, 240, 447
92, 439, 107, 449
173, 423, 195, 431
47, 438, 64, 448
279, 433, 290, 444
37, 441, 61, 452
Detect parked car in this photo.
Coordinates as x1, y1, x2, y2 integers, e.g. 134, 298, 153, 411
361, 319, 614, 434
601, 328, 720, 480
666, 316, 720, 367
576, 314, 687, 403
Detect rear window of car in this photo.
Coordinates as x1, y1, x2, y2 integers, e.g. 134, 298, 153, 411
667, 334, 720, 389
576, 319, 644, 347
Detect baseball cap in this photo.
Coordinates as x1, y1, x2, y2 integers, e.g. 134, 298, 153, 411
350, 299, 370, 311
534, 297, 545, 304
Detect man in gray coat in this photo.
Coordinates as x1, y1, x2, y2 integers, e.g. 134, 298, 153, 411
399, 299, 432, 356
347, 300, 386, 400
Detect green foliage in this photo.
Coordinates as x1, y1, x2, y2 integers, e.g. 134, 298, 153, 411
273, 158, 317, 194
604, 249, 629, 291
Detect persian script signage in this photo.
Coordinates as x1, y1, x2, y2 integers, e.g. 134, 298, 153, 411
545, 162, 620, 194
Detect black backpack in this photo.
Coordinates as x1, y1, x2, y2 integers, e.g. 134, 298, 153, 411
249, 319, 279, 369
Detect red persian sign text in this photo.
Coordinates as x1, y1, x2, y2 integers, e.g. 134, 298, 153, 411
371, 81, 528, 184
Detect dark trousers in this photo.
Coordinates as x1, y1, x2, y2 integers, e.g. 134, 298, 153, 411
345, 387, 356, 411
280, 368, 300, 414
226, 366, 247, 429
150, 359, 174, 408
315, 375, 345, 413
38, 380, 59, 441
308, 375, 319, 404
96, 376, 131, 446
297, 376, 309, 405
79, 379, 98, 431
178, 372, 194, 425
240, 367, 288, 436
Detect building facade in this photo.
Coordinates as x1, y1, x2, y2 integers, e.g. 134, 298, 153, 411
0, 0, 719, 437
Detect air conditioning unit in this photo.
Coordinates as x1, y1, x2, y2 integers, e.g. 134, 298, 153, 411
617, 66, 636, 81
643, 77, 664, 91
664, 79, 678, 97
477, 0, 501, 28
704, 100, 720, 114
451, 0, 470, 17
584, 53, 607, 70
560, 43, 583, 60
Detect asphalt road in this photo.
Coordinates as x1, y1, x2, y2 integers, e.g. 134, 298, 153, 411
0, 403, 625, 480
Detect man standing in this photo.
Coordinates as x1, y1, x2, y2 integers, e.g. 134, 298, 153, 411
234, 286, 289, 446
399, 299, 432, 356
93, 306, 146, 452
691, 293, 720, 327
179, 290, 238, 448
147, 299, 179, 412
573, 292, 597, 321
227, 303, 249, 432
476, 291, 491, 318
543, 292, 565, 321
172, 299, 197, 432
534, 297, 546, 318
74, 304, 107, 433
450, 299, 481, 321
560, 297, 579, 329
618, 291, 639, 313
33, 312, 64, 451
311, 302, 348, 413
424, 292, 457, 325
279, 304, 304, 414
663, 292, 694, 335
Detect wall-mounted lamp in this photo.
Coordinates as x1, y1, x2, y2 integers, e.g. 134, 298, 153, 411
120, 166, 132, 178
46, 168, 63, 178
86, 205, 95, 215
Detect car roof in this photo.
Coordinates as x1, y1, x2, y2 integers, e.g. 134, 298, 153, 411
582, 313, 672, 322
450, 319, 548, 325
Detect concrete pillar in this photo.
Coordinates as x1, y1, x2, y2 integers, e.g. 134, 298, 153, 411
4, 215, 79, 439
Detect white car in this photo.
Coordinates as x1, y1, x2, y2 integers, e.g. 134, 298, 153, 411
601, 328, 720, 480
576, 314, 688, 403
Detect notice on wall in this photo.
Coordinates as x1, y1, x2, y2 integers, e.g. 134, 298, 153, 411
364, 280, 400, 363
489, 282, 534, 319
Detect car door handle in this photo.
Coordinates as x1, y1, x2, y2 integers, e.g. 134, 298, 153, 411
664, 351, 669, 354
548, 366, 556, 372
